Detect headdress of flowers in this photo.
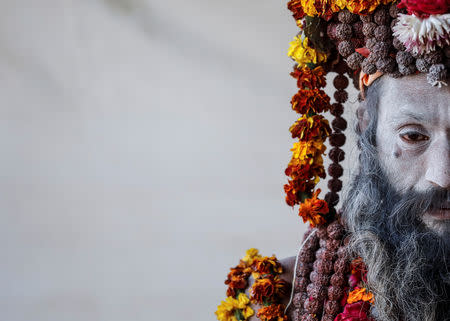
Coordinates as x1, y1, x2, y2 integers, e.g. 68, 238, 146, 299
284, 0, 449, 228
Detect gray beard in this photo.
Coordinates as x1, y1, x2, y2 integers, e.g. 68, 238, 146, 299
342, 141, 450, 321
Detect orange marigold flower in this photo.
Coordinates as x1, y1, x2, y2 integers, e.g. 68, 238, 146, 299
289, 114, 331, 141
298, 189, 329, 226
287, 0, 307, 20
251, 276, 290, 304
344, 0, 382, 15
291, 66, 327, 89
252, 256, 283, 278
291, 88, 331, 115
347, 287, 375, 304
257, 304, 288, 321
225, 267, 250, 297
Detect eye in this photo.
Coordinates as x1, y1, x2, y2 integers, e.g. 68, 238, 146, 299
400, 131, 429, 143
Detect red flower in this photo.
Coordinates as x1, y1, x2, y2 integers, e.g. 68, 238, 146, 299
397, 0, 449, 17
335, 301, 373, 321
298, 189, 329, 227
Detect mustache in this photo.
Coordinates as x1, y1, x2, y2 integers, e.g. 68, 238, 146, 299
395, 187, 450, 214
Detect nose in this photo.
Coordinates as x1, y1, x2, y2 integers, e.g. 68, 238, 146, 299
425, 136, 450, 189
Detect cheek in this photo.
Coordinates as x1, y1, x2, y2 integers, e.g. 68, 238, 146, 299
378, 142, 426, 192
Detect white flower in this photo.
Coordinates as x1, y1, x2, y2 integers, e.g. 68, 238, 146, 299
393, 13, 450, 55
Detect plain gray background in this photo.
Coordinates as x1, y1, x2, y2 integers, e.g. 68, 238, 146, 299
0, 1, 359, 320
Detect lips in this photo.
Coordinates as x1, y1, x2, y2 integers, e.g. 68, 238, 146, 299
426, 208, 450, 220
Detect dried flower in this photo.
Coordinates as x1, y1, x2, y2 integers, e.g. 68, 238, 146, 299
347, 287, 375, 304
291, 66, 327, 89
256, 304, 288, 321
215, 293, 254, 321
298, 188, 329, 226
393, 13, 450, 55
397, 0, 449, 18
291, 88, 331, 114
289, 114, 331, 141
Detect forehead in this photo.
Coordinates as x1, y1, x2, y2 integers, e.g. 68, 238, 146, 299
378, 74, 450, 126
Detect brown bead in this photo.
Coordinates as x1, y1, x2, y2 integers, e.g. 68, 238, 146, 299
297, 262, 313, 277
330, 103, 344, 117
334, 90, 348, 103
396, 51, 414, 66
309, 271, 318, 283
326, 191, 339, 207
329, 147, 345, 163
360, 14, 373, 23
338, 10, 358, 24
293, 292, 308, 308
328, 285, 344, 300
327, 221, 344, 240
337, 246, 349, 259
330, 273, 346, 286
372, 42, 390, 58
317, 259, 334, 275
374, 25, 391, 41
374, 7, 390, 25
302, 313, 319, 321
365, 37, 377, 50
327, 23, 339, 40
328, 178, 343, 193
427, 63, 447, 85
333, 74, 349, 90
300, 248, 316, 263
346, 52, 364, 70
352, 21, 364, 38
333, 258, 349, 274
351, 37, 365, 49
336, 23, 353, 41
392, 37, 406, 51
295, 277, 310, 292
329, 133, 346, 147
416, 58, 431, 72
325, 299, 341, 315
376, 56, 396, 73
399, 63, 417, 76
307, 284, 327, 301
316, 273, 331, 286
332, 117, 347, 132
328, 163, 343, 177
338, 40, 354, 58
362, 22, 377, 38
305, 297, 322, 314
326, 238, 341, 251
424, 51, 443, 64
362, 59, 377, 75
321, 314, 336, 321
389, 2, 400, 18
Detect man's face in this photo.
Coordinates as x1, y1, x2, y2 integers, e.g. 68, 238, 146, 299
376, 74, 450, 234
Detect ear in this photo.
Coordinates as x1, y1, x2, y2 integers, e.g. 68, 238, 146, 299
356, 105, 370, 133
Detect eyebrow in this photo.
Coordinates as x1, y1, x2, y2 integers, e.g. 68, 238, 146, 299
391, 109, 428, 123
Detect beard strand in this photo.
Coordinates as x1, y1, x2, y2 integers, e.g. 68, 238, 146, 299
343, 151, 450, 321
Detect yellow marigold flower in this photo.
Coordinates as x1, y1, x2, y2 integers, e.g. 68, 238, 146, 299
290, 140, 326, 165
288, 36, 327, 68
242, 248, 261, 264
215, 294, 254, 321
300, 0, 345, 18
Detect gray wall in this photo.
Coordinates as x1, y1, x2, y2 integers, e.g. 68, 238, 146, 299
0, 1, 359, 320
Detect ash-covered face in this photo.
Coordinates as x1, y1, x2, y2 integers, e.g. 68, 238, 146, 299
344, 74, 450, 321
376, 74, 450, 235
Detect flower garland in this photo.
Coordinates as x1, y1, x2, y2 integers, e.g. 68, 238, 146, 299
216, 249, 290, 321
335, 257, 376, 321
285, 39, 331, 227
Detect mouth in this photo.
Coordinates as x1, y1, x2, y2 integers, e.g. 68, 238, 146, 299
425, 208, 450, 220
